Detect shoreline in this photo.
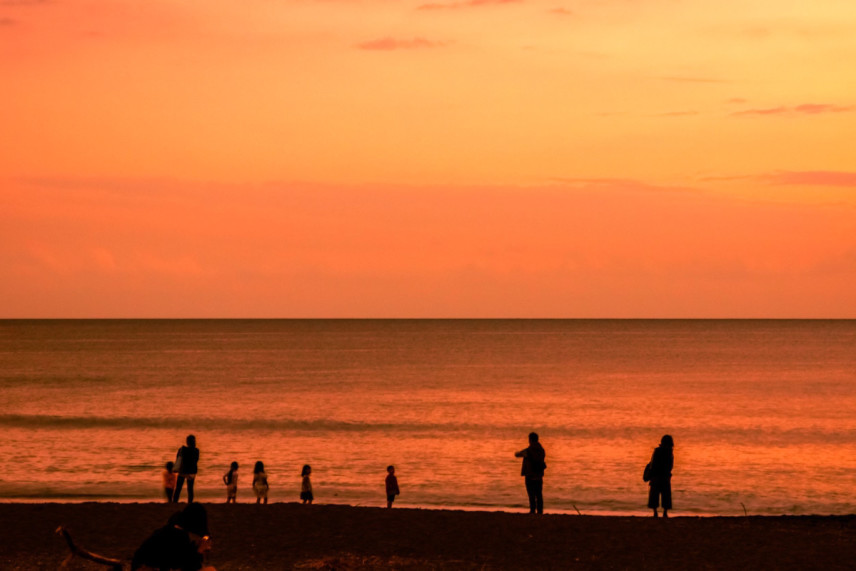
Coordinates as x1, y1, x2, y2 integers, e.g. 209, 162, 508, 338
1, 502, 854, 569
1, 498, 832, 518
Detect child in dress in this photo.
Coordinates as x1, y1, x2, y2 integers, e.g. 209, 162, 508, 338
300, 464, 313, 504
385, 465, 400, 508
252, 461, 269, 505
162, 461, 177, 503
223, 461, 239, 503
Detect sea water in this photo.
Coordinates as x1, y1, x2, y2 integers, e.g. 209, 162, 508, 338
1, 319, 854, 516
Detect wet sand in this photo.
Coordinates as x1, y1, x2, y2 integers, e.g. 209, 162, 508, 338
1, 502, 854, 569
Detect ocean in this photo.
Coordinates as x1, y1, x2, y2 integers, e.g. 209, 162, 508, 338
1, 319, 854, 516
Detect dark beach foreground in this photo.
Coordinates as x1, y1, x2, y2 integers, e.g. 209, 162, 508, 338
1, 503, 854, 570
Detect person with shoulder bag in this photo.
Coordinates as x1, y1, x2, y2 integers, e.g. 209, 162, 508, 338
646, 434, 674, 518
173, 434, 200, 503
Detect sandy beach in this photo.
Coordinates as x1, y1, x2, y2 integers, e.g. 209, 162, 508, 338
1, 502, 854, 570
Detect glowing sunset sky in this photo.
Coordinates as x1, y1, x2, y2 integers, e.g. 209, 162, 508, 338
2, 0, 855, 317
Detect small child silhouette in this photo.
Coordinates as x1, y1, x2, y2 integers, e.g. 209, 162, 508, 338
300, 464, 313, 504
162, 462, 176, 503
223, 461, 239, 503
385, 465, 400, 508
253, 461, 269, 505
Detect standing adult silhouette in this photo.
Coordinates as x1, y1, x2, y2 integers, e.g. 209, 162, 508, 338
647, 434, 674, 518
515, 432, 546, 514
173, 434, 200, 503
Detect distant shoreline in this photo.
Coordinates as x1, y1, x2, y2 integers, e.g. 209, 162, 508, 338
1, 498, 834, 518
3, 502, 854, 569
3, 317, 856, 321
0, 498, 722, 519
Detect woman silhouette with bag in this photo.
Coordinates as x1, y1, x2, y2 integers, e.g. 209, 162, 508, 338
173, 434, 200, 503
646, 434, 674, 518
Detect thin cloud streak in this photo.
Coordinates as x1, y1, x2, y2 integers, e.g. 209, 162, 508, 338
548, 7, 573, 16
794, 103, 854, 114
652, 111, 700, 117
418, 0, 521, 10
732, 104, 854, 117
657, 76, 729, 84
545, 177, 701, 194
699, 171, 856, 188
356, 37, 447, 50
763, 171, 856, 187
0, 0, 52, 5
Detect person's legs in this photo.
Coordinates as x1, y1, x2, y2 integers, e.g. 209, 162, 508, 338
533, 479, 544, 514
525, 478, 537, 513
173, 476, 186, 502
648, 482, 660, 517
186, 475, 195, 503
661, 480, 672, 517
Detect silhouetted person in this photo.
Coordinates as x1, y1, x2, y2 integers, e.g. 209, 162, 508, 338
131, 502, 215, 571
253, 461, 269, 505
173, 434, 200, 503
223, 461, 238, 504
385, 465, 400, 508
301, 464, 313, 504
163, 461, 177, 503
648, 434, 674, 518
515, 432, 546, 514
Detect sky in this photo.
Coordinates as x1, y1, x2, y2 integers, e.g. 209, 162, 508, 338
2, 0, 855, 317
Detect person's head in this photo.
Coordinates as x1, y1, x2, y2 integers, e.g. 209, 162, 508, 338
165, 461, 174, 472
186, 434, 196, 447
387, 465, 395, 474
301, 464, 311, 476
254, 461, 264, 474
230, 461, 239, 472
660, 434, 674, 448
528, 432, 539, 444
174, 502, 209, 537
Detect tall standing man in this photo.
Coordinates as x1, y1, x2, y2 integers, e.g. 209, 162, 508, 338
515, 432, 546, 514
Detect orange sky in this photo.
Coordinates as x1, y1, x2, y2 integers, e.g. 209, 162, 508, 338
2, 0, 855, 317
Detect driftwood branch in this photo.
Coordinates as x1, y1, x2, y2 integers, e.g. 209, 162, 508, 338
55, 526, 124, 570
